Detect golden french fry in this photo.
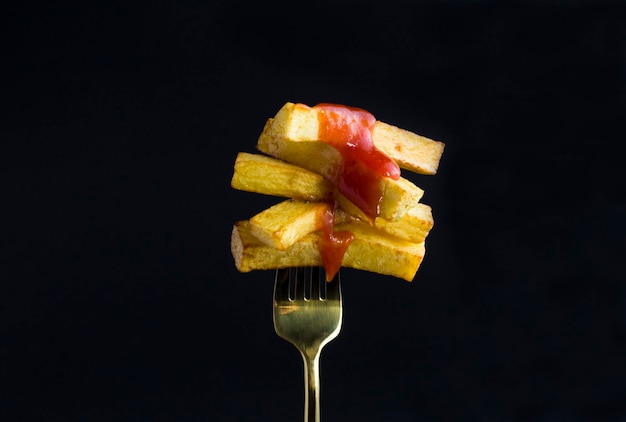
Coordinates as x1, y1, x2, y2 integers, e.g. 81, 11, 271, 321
232, 152, 424, 222
249, 199, 356, 251
231, 152, 333, 201
334, 175, 424, 222
231, 220, 425, 282
249, 200, 331, 251
375, 203, 434, 244
257, 102, 445, 176
249, 197, 433, 249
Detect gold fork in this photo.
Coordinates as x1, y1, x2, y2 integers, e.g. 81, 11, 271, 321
273, 267, 343, 422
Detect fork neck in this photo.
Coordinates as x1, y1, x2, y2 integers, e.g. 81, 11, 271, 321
300, 351, 321, 422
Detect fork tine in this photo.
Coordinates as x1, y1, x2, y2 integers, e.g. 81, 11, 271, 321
274, 268, 291, 301
325, 271, 341, 301
293, 267, 306, 301
310, 267, 321, 300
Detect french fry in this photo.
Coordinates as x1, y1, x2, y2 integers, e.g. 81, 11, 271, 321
249, 200, 331, 251
334, 175, 424, 222
231, 220, 425, 282
375, 203, 434, 244
232, 152, 424, 222
249, 198, 433, 249
231, 152, 332, 201
249, 199, 356, 251
257, 102, 445, 176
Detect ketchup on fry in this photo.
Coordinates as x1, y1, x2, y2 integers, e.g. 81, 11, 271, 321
311, 103, 400, 280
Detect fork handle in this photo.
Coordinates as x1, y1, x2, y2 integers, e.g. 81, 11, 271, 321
301, 351, 322, 422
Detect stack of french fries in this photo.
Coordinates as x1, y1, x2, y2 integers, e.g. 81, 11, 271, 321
230, 102, 445, 282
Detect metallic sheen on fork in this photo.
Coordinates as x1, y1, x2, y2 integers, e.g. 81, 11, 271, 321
273, 267, 343, 422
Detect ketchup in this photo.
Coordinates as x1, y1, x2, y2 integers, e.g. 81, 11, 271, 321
310, 103, 400, 280
317, 204, 354, 282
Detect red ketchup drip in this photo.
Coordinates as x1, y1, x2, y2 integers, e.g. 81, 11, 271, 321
312, 103, 401, 281
317, 205, 354, 282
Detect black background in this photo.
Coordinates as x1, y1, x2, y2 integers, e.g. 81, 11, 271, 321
2, 0, 625, 421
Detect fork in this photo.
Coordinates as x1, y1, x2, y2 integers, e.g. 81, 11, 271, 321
273, 267, 343, 422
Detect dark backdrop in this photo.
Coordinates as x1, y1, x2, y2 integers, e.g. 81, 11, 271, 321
2, 1, 625, 421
